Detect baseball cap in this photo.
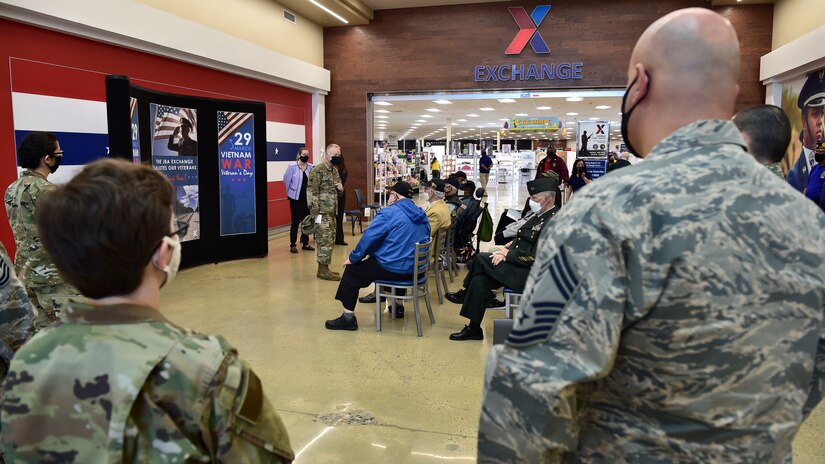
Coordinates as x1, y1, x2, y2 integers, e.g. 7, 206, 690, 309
388, 181, 413, 199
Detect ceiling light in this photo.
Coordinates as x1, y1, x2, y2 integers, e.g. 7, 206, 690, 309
426, 108, 442, 112
595, 105, 611, 110
566, 112, 578, 116
566, 97, 583, 102
467, 114, 480, 117
451, 123, 458, 125
515, 113, 528, 117
374, 101, 392, 106
307, 0, 349, 24
412, 123, 421, 126
420, 115, 433, 119
499, 118, 510, 121
479, 107, 495, 111
536, 106, 552, 110
497, 98, 516, 103
589, 117, 599, 121
375, 109, 390, 114
416, 119, 426, 123
457, 119, 468, 122
566, 121, 575, 125
375, 116, 389, 119
433, 100, 452, 105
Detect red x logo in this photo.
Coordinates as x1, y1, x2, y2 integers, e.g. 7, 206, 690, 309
506, 6, 551, 55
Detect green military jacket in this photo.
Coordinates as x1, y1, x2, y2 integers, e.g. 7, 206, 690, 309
505, 206, 559, 267
479, 120, 825, 463
0, 242, 33, 381
1, 301, 294, 463
307, 161, 342, 216
4, 171, 63, 288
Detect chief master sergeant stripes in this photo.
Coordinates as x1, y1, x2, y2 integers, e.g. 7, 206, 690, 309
479, 8, 825, 464
0, 242, 33, 383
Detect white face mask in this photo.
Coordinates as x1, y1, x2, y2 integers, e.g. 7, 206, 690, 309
528, 198, 542, 213
160, 236, 181, 288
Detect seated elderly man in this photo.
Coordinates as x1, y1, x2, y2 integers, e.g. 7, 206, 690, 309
326, 181, 430, 330
445, 177, 559, 340
424, 179, 451, 241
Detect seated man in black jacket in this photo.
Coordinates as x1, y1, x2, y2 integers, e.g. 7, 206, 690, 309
445, 176, 559, 341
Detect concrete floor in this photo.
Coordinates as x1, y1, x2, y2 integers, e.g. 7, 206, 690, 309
160, 175, 825, 463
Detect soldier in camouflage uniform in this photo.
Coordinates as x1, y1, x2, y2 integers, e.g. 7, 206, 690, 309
479, 9, 825, 463
0, 241, 33, 382
4, 132, 79, 330
2, 159, 293, 462
308, 143, 344, 281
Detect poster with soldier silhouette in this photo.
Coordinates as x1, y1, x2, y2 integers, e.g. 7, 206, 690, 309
150, 103, 199, 242
576, 120, 610, 179
217, 111, 256, 236
781, 68, 825, 193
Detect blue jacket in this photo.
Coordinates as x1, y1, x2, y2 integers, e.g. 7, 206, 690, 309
787, 148, 809, 192
283, 162, 313, 201
349, 198, 431, 274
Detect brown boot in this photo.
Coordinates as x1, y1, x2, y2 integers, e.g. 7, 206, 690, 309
317, 264, 341, 281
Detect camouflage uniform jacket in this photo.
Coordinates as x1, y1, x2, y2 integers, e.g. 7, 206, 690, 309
4, 170, 62, 288
479, 120, 825, 464
2, 301, 294, 463
307, 161, 342, 216
0, 242, 33, 381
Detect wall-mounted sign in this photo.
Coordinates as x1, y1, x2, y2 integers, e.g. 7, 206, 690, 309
474, 63, 583, 82
509, 116, 561, 131
506, 5, 551, 55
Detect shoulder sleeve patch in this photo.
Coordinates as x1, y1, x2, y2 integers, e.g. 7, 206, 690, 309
236, 369, 263, 425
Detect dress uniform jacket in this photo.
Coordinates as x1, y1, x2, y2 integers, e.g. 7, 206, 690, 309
498, 206, 559, 289
479, 120, 825, 463
1, 301, 294, 463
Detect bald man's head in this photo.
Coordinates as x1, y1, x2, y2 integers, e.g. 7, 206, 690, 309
623, 8, 741, 156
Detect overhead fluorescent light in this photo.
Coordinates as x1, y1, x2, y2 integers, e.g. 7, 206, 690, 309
566, 97, 583, 102
566, 121, 575, 125
416, 119, 426, 123
566, 112, 578, 116
426, 108, 442, 112
420, 115, 433, 118
451, 123, 458, 125
589, 117, 599, 120
375, 115, 389, 119
479, 107, 495, 111
515, 113, 528, 116
536, 106, 552, 110
457, 119, 468, 122
375, 109, 390, 114
374, 101, 392, 106
497, 98, 516, 103
412, 123, 421, 126
595, 105, 611, 110
467, 114, 480, 117
433, 100, 452, 105
499, 118, 510, 121
308, 0, 349, 23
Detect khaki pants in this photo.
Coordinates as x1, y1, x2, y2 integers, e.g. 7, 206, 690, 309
479, 173, 489, 188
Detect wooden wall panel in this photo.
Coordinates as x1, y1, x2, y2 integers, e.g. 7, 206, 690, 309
324, 1, 773, 207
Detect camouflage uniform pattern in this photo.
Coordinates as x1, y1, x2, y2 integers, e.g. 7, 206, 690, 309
0, 242, 33, 382
5, 170, 79, 328
307, 161, 342, 265
2, 301, 294, 463
479, 120, 825, 463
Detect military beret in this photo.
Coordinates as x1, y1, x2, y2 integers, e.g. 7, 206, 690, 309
798, 70, 825, 109
427, 179, 446, 192
527, 176, 559, 195
388, 180, 413, 199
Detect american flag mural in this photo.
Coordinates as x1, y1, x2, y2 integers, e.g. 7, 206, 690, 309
218, 111, 254, 146
153, 105, 197, 140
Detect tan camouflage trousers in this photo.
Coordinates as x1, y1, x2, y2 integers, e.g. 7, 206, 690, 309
27, 283, 79, 331
315, 214, 336, 265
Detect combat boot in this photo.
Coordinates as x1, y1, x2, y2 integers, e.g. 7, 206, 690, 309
317, 264, 341, 281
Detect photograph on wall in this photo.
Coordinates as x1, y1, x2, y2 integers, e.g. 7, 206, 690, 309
218, 111, 256, 236
780, 68, 825, 195
130, 97, 140, 164
576, 120, 610, 179
150, 103, 199, 242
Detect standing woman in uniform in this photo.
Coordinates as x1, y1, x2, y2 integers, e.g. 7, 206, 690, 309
283, 147, 314, 254
334, 154, 349, 246
4, 132, 79, 330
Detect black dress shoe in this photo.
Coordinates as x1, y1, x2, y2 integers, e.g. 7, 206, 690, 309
290, 246, 298, 254
335, 241, 349, 246
445, 289, 467, 304
325, 314, 358, 331
302, 244, 315, 251
387, 304, 405, 319
486, 298, 505, 308
358, 292, 387, 304
449, 325, 483, 341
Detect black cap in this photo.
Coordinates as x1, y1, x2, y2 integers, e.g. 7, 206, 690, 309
454, 171, 467, 180
388, 181, 413, 199
527, 176, 559, 195
798, 70, 825, 109
445, 177, 461, 191
427, 179, 446, 192
461, 180, 476, 192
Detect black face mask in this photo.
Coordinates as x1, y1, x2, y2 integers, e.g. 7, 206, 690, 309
330, 156, 341, 166
621, 74, 648, 158
816, 150, 825, 163
47, 155, 62, 173
299, 155, 309, 163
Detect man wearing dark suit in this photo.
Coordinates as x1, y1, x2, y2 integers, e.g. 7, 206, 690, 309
445, 177, 559, 341
787, 70, 825, 191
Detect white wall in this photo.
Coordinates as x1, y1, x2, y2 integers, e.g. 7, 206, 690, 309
772, 0, 825, 50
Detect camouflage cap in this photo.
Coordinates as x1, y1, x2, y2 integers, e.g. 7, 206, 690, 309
798, 70, 825, 109
527, 176, 559, 195
300, 214, 317, 236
